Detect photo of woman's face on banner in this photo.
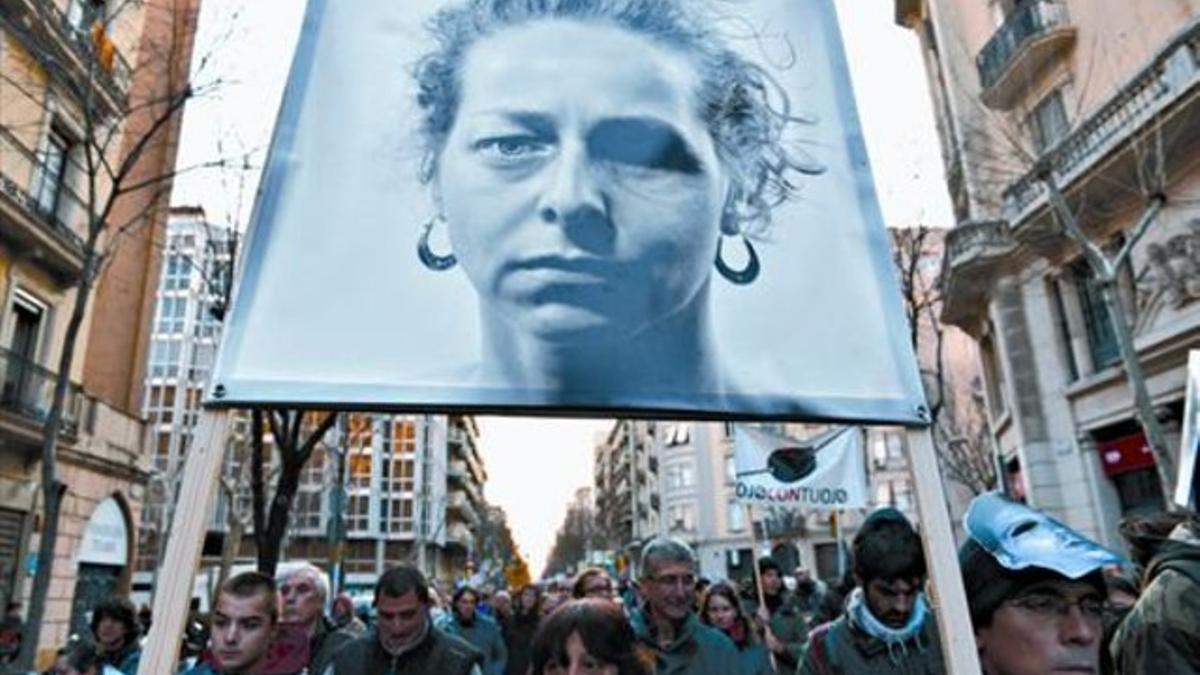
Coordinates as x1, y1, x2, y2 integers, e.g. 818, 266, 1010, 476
210, 0, 928, 423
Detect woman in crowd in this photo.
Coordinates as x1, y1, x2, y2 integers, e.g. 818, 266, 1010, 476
700, 582, 775, 675
530, 599, 652, 675
505, 584, 543, 675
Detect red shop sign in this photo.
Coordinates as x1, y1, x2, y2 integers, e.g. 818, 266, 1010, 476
1097, 432, 1157, 477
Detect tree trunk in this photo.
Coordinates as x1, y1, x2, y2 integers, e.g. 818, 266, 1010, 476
16, 257, 96, 669
1099, 280, 1177, 501
258, 456, 301, 577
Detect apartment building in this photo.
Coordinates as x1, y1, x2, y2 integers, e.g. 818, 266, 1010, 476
896, 0, 1200, 546
277, 413, 487, 591
0, 0, 199, 656
592, 420, 660, 571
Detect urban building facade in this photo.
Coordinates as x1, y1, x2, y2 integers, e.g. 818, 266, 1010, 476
136, 207, 233, 577
592, 420, 659, 570
0, 0, 198, 658
275, 413, 488, 593
896, 0, 1200, 547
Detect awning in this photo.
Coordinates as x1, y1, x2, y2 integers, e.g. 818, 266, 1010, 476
1097, 432, 1157, 477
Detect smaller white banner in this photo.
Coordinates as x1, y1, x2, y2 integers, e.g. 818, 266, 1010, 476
1175, 350, 1200, 508
734, 425, 866, 510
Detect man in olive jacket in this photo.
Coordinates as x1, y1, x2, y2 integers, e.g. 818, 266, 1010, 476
629, 537, 740, 675
324, 565, 483, 675
1111, 513, 1200, 673
799, 508, 942, 675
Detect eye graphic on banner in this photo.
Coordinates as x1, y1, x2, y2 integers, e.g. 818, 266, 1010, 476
733, 425, 867, 510
766, 447, 818, 483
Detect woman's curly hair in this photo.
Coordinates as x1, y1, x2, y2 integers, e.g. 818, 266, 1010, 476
413, 0, 823, 238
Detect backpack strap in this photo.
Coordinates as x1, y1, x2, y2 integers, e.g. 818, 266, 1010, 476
807, 623, 838, 675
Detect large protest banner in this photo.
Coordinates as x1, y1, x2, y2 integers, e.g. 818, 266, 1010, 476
733, 425, 867, 510
205, 0, 927, 422
143, 1, 983, 671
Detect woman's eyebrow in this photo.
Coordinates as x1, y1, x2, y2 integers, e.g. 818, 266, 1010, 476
588, 117, 703, 174
472, 109, 557, 137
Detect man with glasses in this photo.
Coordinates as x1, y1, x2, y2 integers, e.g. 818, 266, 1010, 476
629, 537, 739, 674
800, 507, 943, 674
959, 493, 1124, 675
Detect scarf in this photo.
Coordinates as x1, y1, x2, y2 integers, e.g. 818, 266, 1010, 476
725, 619, 749, 648
846, 587, 930, 665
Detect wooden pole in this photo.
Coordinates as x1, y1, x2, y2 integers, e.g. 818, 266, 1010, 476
905, 428, 981, 675
743, 504, 779, 674
139, 411, 232, 675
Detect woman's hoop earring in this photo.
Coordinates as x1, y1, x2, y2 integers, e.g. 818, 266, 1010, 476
715, 236, 760, 285
417, 216, 457, 271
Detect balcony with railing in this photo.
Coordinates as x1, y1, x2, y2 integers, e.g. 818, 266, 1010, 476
0, 128, 88, 281
1, 0, 134, 114
446, 489, 479, 526
977, 1, 1076, 109
0, 346, 84, 441
1002, 20, 1200, 223
941, 221, 1017, 332
446, 522, 473, 549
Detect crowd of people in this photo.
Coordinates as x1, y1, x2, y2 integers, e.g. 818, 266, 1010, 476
23, 492, 1199, 674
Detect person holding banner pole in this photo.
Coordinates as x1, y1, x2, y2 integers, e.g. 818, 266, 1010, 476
747, 555, 808, 672
741, 505, 780, 674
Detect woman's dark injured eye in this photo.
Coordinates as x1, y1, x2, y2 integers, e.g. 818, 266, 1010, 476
588, 118, 702, 174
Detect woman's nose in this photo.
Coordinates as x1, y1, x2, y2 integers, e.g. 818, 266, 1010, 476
538, 142, 607, 228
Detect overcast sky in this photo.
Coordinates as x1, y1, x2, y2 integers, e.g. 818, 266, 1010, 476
171, 1, 952, 577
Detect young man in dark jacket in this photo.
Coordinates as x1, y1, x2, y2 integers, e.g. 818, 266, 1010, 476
799, 508, 942, 674
185, 572, 284, 675
324, 564, 483, 675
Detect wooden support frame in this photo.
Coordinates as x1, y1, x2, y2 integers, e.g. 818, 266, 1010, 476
138, 411, 232, 675
906, 428, 982, 674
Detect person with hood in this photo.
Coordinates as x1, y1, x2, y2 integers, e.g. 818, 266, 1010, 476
799, 508, 942, 674
439, 586, 507, 675
959, 492, 1124, 675
1110, 510, 1200, 673
629, 537, 740, 675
